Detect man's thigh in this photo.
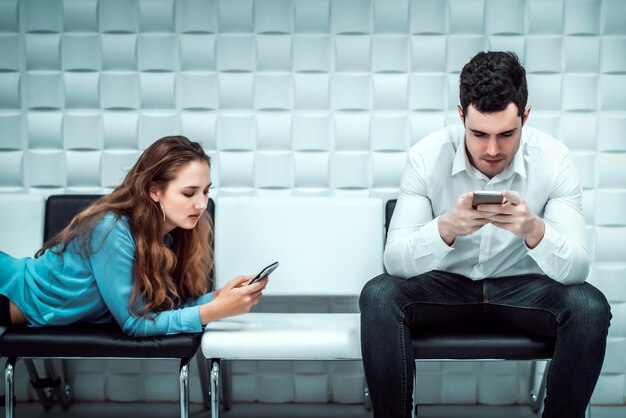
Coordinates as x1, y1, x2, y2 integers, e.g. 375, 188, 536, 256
400, 271, 487, 329
482, 274, 608, 337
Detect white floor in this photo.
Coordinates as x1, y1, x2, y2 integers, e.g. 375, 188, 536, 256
4, 403, 626, 418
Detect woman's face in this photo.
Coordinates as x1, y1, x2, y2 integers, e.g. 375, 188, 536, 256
151, 160, 211, 234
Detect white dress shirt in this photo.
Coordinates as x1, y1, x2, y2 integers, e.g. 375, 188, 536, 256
384, 125, 589, 285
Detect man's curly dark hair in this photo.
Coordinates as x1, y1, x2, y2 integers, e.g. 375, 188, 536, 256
459, 51, 528, 117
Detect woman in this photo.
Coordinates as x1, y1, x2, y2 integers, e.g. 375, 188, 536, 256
0, 136, 267, 337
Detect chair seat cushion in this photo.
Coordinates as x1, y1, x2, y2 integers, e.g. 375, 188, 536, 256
200, 313, 554, 361
412, 326, 555, 360
201, 313, 362, 360
0, 323, 201, 359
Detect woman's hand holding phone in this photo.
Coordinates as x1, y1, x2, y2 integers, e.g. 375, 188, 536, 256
249, 261, 279, 285
199, 275, 268, 325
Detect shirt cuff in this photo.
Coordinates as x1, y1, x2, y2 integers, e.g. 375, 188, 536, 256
526, 222, 564, 271
417, 217, 454, 257
180, 305, 204, 333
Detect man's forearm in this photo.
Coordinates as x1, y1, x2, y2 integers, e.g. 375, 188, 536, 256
437, 215, 456, 246
523, 216, 545, 249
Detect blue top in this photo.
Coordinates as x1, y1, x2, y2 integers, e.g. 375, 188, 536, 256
0, 213, 213, 337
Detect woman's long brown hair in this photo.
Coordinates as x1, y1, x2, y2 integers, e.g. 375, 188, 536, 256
35, 136, 213, 318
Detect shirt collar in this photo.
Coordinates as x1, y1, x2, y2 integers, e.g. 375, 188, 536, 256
451, 129, 527, 180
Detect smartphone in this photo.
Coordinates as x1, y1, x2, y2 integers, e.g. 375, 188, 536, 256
472, 191, 504, 209
248, 261, 279, 285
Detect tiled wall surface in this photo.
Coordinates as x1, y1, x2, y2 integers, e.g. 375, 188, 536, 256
1, 0, 626, 406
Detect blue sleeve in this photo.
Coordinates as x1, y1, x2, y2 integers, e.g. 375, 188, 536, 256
179, 292, 213, 307
89, 214, 206, 337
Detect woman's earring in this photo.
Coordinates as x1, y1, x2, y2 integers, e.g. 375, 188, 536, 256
158, 202, 166, 223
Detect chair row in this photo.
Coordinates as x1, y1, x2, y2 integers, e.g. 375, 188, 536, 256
0, 194, 558, 418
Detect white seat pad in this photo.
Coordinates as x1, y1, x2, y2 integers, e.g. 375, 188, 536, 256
201, 313, 362, 360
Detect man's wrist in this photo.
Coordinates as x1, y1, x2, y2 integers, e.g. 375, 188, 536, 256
524, 217, 545, 249
437, 216, 456, 246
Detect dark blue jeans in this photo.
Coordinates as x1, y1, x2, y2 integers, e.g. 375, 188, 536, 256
360, 271, 611, 418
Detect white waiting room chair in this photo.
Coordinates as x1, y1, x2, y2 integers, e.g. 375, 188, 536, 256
201, 197, 385, 417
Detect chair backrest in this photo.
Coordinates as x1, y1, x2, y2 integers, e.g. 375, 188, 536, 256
44, 195, 216, 241
214, 197, 384, 296
385, 199, 397, 238
45, 195, 103, 241
0, 194, 45, 257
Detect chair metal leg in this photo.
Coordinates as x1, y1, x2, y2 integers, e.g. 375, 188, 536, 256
529, 360, 550, 413
5, 358, 16, 418
44, 359, 72, 408
210, 359, 220, 418
24, 359, 55, 409
196, 355, 211, 410
179, 358, 190, 418
221, 360, 232, 411
412, 362, 418, 417
60, 360, 72, 407
364, 384, 372, 411
529, 360, 539, 411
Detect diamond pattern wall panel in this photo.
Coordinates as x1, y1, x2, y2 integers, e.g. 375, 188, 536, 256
64, 73, 100, 108
293, 73, 330, 109
62, 34, 101, 71
63, 0, 98, 32
63, 112, 103, 150
180, 111, 217, 149
256, 112, 291, 150
101, 34, 137, 70
2, 0, 625, 408
293, 35, 330, 72
138, 112, 180, 149
99, 0, 139, 33
177, 73, 217, 110
0, 73, 20, 108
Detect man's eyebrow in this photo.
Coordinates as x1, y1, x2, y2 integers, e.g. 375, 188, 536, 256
469, 128, 487, 135
469, 128, 517, 135
499, 128, 517, 135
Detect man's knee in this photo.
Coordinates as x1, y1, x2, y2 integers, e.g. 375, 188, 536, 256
565, 283, 612, 328
359, 273, 403, 312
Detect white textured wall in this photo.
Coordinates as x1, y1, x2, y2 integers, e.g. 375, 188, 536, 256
1, 0, 626, 406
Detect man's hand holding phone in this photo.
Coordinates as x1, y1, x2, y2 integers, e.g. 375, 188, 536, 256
438, 192, 494, 245
476, 190, 545, 248
472, 191, 505, 208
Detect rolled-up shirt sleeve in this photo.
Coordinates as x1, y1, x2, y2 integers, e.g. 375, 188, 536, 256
89, 215, 210, 337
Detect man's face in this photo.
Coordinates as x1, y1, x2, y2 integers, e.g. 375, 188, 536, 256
459, 103, 529, 179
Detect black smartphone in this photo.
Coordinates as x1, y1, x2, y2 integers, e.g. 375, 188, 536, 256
248, 261, 279, 285
472, 191, 504, 209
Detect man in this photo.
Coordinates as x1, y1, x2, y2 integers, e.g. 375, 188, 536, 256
360, 51, 611, 418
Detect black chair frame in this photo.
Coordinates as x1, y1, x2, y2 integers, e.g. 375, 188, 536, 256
1, 195, 214, 418
380, 199, 583, 417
